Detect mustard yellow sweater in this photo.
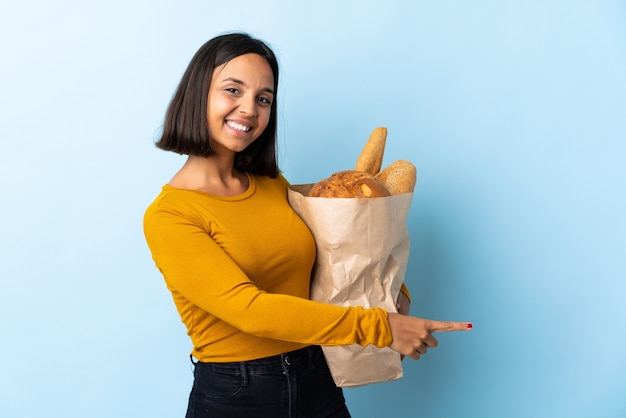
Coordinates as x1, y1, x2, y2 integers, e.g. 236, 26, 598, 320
143, 173, 398, 362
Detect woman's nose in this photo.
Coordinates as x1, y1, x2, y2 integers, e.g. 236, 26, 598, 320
238, 96, 257, 116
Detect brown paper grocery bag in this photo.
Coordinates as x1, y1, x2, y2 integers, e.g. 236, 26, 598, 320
288, 184, 413, 387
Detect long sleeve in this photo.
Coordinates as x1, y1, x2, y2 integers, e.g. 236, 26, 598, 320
400, 282, 411, 302
143, 174, 393, 362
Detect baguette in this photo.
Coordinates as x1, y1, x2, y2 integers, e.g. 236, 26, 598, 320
354, 127, 387, 175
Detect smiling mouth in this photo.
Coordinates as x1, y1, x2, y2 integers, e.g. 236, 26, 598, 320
226, 121, 252, 132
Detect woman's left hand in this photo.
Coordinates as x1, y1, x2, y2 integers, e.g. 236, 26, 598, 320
396, 291, 411, 360
396, 291, 410, 316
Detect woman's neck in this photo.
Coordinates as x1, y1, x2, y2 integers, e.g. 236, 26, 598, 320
169, 155, 249, 196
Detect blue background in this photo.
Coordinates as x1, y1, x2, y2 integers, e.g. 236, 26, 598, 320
1, 1, 624, 417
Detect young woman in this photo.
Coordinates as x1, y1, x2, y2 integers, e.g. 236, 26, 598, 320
143, 32, 471, 418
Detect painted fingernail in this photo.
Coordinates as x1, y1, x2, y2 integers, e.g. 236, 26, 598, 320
467, 323, 473, 329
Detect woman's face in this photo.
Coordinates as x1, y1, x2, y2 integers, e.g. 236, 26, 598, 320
207, 53, 274, 155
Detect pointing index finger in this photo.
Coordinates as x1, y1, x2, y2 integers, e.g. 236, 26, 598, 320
427, 320, 473, 332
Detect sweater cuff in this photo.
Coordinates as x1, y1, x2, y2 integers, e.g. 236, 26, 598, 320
399, 282, 411, 303
371, 308, 393, 348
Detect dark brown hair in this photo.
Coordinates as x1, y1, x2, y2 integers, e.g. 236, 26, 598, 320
156, 32, 280, 177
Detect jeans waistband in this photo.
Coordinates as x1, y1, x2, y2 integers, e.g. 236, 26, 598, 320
191, 345, 321, 375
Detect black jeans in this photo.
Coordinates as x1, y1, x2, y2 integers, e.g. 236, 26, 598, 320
185, 345, 351, 418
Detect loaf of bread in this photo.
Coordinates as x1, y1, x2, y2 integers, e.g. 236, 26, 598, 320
308, 170, 391, 198
375, 160, 417, 195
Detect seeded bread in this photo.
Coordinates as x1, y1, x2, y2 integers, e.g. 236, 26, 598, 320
375, 160, 417, 195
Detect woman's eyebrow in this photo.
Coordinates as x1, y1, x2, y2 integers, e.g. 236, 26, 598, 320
222, 77, 274, 95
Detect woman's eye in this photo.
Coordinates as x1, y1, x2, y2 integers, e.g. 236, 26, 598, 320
258, 96, 271, 105
225, 88, 239, 94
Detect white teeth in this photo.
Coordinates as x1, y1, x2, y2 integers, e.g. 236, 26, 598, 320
227, 121, 251, 132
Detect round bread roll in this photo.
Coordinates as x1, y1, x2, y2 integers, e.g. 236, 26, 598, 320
375, 160, 417, 195
308, 170, 391, 198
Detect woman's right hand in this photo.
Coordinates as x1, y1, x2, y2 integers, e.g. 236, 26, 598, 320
387, 313, 472, 360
